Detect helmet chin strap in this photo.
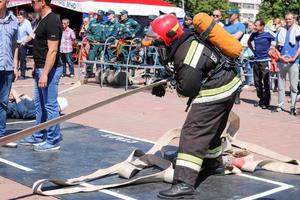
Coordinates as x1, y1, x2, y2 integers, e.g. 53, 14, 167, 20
166, 30, 176, 38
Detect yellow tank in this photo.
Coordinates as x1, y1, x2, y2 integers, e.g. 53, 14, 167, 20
193, 12, 242, 58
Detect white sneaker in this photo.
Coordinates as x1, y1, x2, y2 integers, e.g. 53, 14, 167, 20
3, 142, 18, 148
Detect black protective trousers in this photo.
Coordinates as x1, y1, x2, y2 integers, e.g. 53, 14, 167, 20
253, 61, 271, 106
174, 95, 235, 186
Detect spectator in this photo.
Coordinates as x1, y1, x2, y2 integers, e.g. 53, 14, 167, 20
19, 0, 64, 151
241, 21, 255, 87
224, 8, 246, 105
28, 12, 40, 29
0, 0, 19, 139
60, 18, 76, 78
212, 10, 224, 27
268, 18, 283, 92
79, 17, 89, 38
272, 13, 300, 115
224, 9, 246, 41
17, 10, 33, 80
7, 89, 68, 119
248, 19, 274, 109
273, 18, 283, 34
183, 14, 194, 30
119, 10, 140, 38
79, 17, 90, 70
297, 16, 300, 25
268, 45, 280, 92
88, 11, 96, 24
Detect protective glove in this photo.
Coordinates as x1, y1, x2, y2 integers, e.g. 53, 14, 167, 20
151, 79, 166, 97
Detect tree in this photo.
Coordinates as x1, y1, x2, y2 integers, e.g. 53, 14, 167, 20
167, 0, 236, 17
258, 0, 300, 20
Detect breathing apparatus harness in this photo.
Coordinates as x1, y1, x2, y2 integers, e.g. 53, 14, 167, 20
151, 19, 242, 111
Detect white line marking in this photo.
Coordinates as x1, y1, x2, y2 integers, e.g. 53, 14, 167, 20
7, 120, 35, 125
238, 174, 294, 200
81, 183, 136, 200
98, 129, 295, 199
98, 129, 155, 144
0, 158, 33, 172
240, 185, 293, 200
237, 174, 294, 187
236, 174, 294, 200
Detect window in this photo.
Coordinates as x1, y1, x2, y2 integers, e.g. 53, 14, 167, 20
242, 3, 255, 9
242, 13, 254, 19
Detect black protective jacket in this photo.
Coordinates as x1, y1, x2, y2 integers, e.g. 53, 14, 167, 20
169, 31, 241, 104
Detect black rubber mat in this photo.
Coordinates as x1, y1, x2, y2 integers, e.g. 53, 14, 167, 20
1, 122, 299, 200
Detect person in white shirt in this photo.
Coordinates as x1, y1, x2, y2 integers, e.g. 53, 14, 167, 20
17, 10, 33, 79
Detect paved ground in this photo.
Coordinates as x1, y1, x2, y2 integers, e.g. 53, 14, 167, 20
0, 68, 299, 199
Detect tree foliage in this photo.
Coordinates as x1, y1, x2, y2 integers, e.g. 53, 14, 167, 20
258, 0, 300, 20
167, 0, 236, 17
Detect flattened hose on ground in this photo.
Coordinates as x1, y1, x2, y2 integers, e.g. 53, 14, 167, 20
0, 80, 167, 146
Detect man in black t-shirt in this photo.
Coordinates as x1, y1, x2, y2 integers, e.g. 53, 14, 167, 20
19, 0, 63, 152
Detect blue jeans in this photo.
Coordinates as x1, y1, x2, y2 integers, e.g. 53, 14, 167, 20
243, 61, 254, 85
0, 71, 13, 137
33, 66, 63, 145
60, 53, 75, 75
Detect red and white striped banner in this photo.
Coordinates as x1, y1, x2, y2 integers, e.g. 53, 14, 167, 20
8, 0, 185, 17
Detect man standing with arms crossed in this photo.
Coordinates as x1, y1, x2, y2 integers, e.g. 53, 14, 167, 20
224, 9, 246, 104
20, 0, 63, 151
0, 0, 19, 140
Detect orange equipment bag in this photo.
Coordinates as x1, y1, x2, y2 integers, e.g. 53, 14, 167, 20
193, 12, 242, 59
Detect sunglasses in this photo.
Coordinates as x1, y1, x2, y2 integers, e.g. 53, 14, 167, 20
213, 14, 220, 18
31, 0, 41, 5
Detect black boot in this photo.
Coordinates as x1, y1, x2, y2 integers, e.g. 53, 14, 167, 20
158, 182, 195, 199
200, 157, 225, 176
290, 108, 297, 116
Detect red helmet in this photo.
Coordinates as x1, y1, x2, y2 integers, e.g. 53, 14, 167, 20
150, 14, 184, 46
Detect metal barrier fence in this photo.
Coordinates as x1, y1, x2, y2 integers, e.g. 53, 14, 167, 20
78, 37, 164, 90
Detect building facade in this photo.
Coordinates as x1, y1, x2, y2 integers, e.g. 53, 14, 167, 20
229, 0, 261, 22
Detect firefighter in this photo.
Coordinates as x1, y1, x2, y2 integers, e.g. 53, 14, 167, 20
119, 10, 140, 39
118, 10, 141, 62
85, 10, 106, 78
149, 14, 241, 199
143, 15, 157, 35
105, 10, 121, 62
